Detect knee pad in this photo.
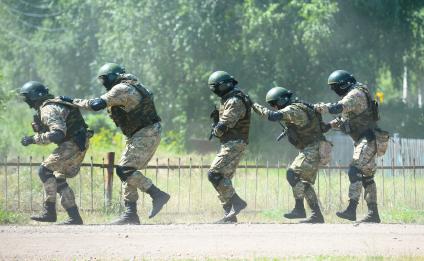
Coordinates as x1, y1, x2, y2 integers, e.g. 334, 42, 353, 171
56, 178, 69, 193
362, 176, 375, 188
348, 166, 362, 183
38, 166, 55, 183
208, 171, 223, 188
116, 166, 136, 182
286, 169, 300, 187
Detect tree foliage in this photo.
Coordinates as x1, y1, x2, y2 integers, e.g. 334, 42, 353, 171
1, 0, 423, 157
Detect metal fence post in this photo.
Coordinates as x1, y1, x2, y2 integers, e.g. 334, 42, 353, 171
277, 160, 280, 209
4, 156, 7, 210
29, 156, 33, 211
188, 157, 192, 212
17, 156, 20, 210
381, 158, 385, 207
105, 152, 115, 208
413, 158, 417, 208
90, 156, 94, 211
200, 157, 204, 205
178, 157, 181, 213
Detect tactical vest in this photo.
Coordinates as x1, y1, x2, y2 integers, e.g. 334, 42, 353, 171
286, 103, 325, 150
218, 90, 251, 144
344, 85, 378, 141
108, 80, 161, 137
39, 98, 88, 142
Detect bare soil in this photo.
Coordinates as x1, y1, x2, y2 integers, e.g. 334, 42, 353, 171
0, 224, 423, 260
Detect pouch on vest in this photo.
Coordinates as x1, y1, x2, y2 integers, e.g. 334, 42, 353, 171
375, 128, 389, 157
73, 129, 89, 151
319, 140, 333, 165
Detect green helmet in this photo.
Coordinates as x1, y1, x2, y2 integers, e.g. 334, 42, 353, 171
208, 71, 238, 96
328, 70, 356, 96
20, 81, 49, 101
97, 63, 125, 89
265, 87, 293, 108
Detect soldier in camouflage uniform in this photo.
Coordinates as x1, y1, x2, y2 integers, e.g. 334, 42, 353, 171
20, 81, 90, 225
252, 87, 331, 223
315, 70, 383, 223
61, 63, 170, 225
207, 71, 251, 223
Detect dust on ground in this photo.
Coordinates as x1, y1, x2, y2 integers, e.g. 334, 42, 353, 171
0, 224, 423, 260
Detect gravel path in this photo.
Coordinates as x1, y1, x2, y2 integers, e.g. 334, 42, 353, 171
0, 224, 423, 260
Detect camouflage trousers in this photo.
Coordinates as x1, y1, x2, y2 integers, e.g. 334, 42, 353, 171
209, 140, 246, 204
289, 142, 322, 206
121, 123, 161, 203
348, 137, 378, 204
42, 139, 89, 209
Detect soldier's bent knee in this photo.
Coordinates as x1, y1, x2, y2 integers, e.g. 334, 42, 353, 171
56, 178, 69, 193
208, 171, 223, 188
348, 166, 362, 183
286, 169, 300, 187
38, 166, 55, 183
116, 166, 136, 182
362, 176, 375, 188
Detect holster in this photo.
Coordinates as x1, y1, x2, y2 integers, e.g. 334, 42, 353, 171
73, 129, 89, 151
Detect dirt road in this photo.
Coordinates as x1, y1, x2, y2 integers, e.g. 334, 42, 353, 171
0, 224, 423, 260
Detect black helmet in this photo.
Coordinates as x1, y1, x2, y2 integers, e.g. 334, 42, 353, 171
20, 81, 50, 108
265, 87, 293, 109
97, 63, 125, 90
208, 71, 237, 97
327, 70, 356, 96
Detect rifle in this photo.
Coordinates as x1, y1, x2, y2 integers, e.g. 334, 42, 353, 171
31, 114, 48, 133
208, 106, 219, 140
276, 122, 288, 141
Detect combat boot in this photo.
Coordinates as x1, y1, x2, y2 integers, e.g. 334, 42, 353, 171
299, 204, 324, 224
336, 200, 358, 221
225, 193, 247, 219
284, 199, 306, 219
110, 201, 140, 225
146, 184, 170, 219
58, 206, 83, 225
30, 202, 57, 222
358, 203, 381, 223
215, 202, 237, 223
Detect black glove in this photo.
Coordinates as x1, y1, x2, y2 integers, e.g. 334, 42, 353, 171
59, 96, 74, 103
21, 136, 35, 146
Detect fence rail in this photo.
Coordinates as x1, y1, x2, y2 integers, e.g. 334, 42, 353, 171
1, 153, 424, 215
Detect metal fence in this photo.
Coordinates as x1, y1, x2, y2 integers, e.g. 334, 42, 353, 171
1, 152, 423, 216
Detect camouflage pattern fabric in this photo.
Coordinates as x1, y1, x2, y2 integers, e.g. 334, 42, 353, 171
72, 74, 141, 111
121, 123, 161, 202
57, 179, 77, 209
44, 177, 57, 203
339, 85, 369, 118
35, 103, 89, 210
33, 103, 69, 144
252, 102, 325, 206
252, 103, 309, 126
349, 137, 377, 202
213, 95, 247, 138
290, 141, 321, 185
209, 140, 247, 204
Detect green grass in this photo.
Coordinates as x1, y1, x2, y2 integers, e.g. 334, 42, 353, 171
1, 148, 424, 225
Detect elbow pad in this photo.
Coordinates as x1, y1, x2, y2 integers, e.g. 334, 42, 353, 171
328, 103, 343, 114
89, 98, 107, 111
48, 130, 65, 144
268, 111, 284, 121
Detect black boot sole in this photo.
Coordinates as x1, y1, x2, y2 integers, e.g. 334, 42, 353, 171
30, 217, 57, 222
283, 212, 307, 219
336, 212, 356, 221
